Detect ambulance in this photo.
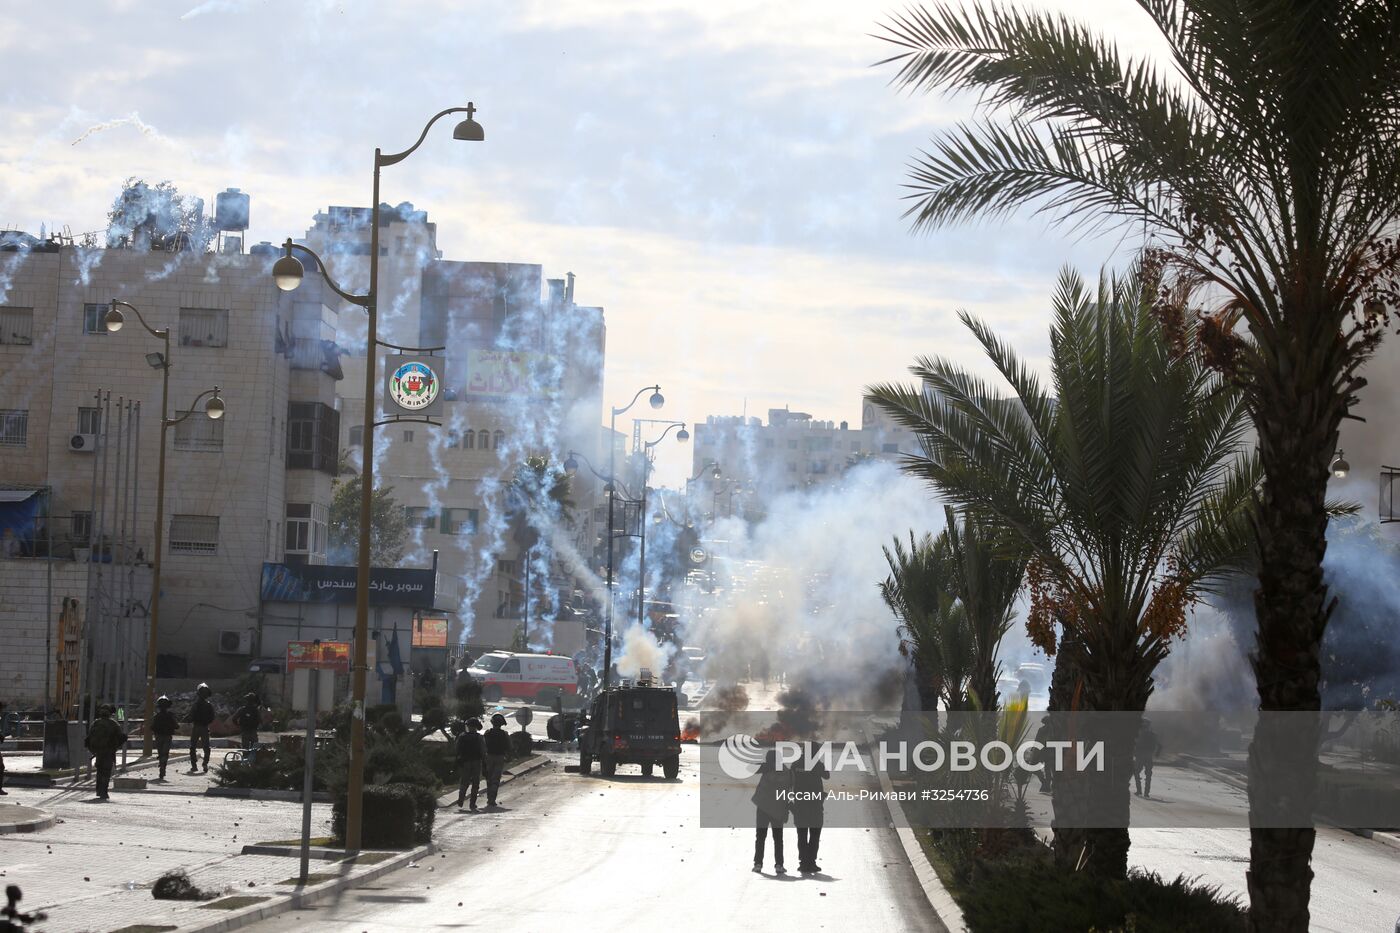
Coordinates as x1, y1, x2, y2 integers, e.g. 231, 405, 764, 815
466, 651, 578, 704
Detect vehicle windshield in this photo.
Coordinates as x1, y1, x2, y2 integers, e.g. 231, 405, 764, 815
473, 654, 509, 672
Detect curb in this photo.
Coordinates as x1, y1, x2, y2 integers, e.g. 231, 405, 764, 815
871, 746, 964, 933
207, 787, 334, 803
0, 806, 56, 835
177, 843, 433, 933
432, 754, 552, 808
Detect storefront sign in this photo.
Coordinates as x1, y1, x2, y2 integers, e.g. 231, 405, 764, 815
260, 562, 436, 608
412, 615, 449, 648
286, 640, 351, 673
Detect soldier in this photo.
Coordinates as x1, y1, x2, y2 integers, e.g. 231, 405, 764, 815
454, 718, 486, 811
188, 684, 215, 773
85, 705, 127, 801
1134, 718, 1162, 798
232, 693, 261, 750
482, 713, 510, 807
150, 695, 179, 781
0, 699, 10, 796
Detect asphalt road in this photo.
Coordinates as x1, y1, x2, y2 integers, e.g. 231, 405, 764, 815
244, 744, 940, 933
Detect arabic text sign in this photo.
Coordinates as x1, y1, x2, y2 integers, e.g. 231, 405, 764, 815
286, 641, 351, 673
463, 348, 556, 399
260, 562, 436, 607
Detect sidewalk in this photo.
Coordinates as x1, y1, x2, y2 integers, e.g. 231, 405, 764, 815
0, 750, 552, 933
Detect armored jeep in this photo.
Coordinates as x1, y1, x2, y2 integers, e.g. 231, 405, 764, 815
577, 673, 682, 779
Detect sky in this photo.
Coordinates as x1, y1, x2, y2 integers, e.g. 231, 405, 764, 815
2, 0, 1172, 484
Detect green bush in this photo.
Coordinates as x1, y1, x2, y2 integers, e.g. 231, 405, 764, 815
959, 855, 1247, 933
395, 782, 438, 843
454, 678, 484, 720
332, 783, 418, 848
216, 746, 330, 791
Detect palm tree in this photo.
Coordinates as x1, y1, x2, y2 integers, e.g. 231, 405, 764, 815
943, 506, 1026, 711
875, 6, 1400, 925
868, 267, 1256, 878
881, 530, 974, 713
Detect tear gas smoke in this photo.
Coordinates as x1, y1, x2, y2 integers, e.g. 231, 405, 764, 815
615, 623, 672, 680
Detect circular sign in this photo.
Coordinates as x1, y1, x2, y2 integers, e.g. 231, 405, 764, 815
689, 546, 708, 565
389, 360, 439, 411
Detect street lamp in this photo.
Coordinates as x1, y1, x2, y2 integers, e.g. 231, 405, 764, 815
637, 421, 688, 629
107, 297, 224, 757
270, 102, 482, 853
1331, 450, 1350, 479
604, 386, 662, 692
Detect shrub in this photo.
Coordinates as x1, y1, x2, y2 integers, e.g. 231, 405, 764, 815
959, 855, 1247, 933
394, 782, 438, 843
216, 746, 328, 791
332, 783, 418, 849
454, 678, 484, 720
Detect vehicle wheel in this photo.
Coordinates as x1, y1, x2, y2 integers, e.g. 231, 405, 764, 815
483, 685, 502, 702
641, 762, 654, 778
579, 752, 592, 775
663, 755, 680, 780
599, 753, 616, 777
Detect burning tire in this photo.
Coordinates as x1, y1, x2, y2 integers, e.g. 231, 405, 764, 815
663, 755, 680, 780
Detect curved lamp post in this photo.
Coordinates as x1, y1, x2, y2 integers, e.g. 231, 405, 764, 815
270, 102, 483, 853
600, 386, 662, 691
637, 422, 688, 628
106, 299, 224, 756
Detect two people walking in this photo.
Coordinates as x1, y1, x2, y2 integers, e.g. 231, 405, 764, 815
454, 713, 512, 810
751, 748, 827, 875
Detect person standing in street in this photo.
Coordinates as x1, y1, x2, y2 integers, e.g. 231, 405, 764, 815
750, 750, 789, 874
233, 693, 261, 750
454, 718, 486, 810
1134, 719, 1162, 798
150, 696, 179, 781
790, 743, 828, 874
85, 705, 127, 800
483, 713, 510, 807
188, 684, 215, 773
0, 699, 10, 796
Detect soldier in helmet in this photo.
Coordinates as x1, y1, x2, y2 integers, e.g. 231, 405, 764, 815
188, 684, 215, 773
84, 705, 128, 800
150, 696, 179, 780
483, 713, 510, 808
232, 693, 262, 750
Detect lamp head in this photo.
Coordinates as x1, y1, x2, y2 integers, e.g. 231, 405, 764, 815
104, 304, 125, 333
272, 240, 304, 292
145, 352, 166, 369
453, 102, 485, 141
1331, 450, 1350, 479
563, 454, 579, 477
676, 427, 690, 443
205, 389, 225, 421
648, 389, 664, 410
711, 463, 722, 479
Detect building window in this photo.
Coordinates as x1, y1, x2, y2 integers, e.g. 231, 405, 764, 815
286, 402, 339, 474
492, 430, 504, 450
403, 430, 415, 443
882, 443, 899, 453
347, 425, 363, 447
71, 511, 92, 541
404, 506, 438, 530
82, 303, 108, 336
764, 438, 774, 448
447, 431, 460, 449
77, 407, 102, 435
169, 514, 219, 554
284, 503, 327, 558
464, 430, 475, 449
0, 409, 28, 446
440, 508, 478, 535
177, 307, 229, 348
496, 559, 517, 578
0, 307, 33, 345
174, 410, 225, 451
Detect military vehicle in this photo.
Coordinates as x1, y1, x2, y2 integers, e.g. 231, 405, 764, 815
577, 670, 682, 779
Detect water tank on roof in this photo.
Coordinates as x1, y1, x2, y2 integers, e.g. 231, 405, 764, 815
215, 188, 250, 232
249, 241, 278, 257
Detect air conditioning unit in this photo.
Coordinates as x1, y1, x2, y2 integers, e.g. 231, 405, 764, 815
217, 629, 253, 656
69, 433, 97, 453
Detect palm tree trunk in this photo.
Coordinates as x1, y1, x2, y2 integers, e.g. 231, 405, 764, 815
1045, 635, 1089, 871
1246, 387, 1339, 933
